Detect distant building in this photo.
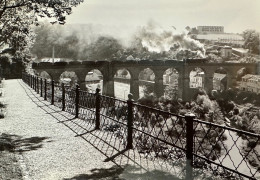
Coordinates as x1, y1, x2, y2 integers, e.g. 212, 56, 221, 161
86, 72, 101, 84
163, 69, 179, 86
220, 46, 232, 58
196, 33, 244, 46
213, 73, 227, 91
239, 74, 260, 94
197, 26, 224, 34
190, 71, 205, 88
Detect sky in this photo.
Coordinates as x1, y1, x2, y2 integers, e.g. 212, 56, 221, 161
65, 0, 260, 34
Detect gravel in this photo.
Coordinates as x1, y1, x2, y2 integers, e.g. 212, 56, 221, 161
0, 79, 118, 180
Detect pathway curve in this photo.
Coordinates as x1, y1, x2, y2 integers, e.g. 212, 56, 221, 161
0, 79, 118, 180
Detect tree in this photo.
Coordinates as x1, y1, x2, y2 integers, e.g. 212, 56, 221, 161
87, 36, 123, 60
242, 29, 260, 54
31, 23, 79, 59
0, 0, 84, 62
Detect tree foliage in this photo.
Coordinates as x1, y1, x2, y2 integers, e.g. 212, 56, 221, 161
0, 0, 84, 61
243, 29, 260, 54
31, 22, 79, 59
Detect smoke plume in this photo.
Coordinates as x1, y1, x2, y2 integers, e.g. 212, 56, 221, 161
136, 21, 205, 58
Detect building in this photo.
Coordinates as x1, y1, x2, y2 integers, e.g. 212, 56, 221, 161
197, 26, 224, 34
196, 33, 244, 46
190, 71, 205, 88
213, 73, 227, 91
163, 69, 179, 86
86, 72, 101, 84
239, 74, 260, 94
220, 46, 232, 59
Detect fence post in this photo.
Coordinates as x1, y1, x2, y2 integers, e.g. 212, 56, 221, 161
29, 75, 31, 88
126, 93, 134, 149
44, 79, 47, 100
75, 84, 80, 118
40, 78, 43, 97
95, 88, 101, 130
185, 113, 195, 180
62, 83, 65, 111
34, 76, 36, 91
51, 80, 54, 105
37, 77, 39, 94
32, 75, 35, 90
32, 76, 34, 90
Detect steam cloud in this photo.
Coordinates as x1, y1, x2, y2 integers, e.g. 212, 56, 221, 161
137, 21, 205, 58
32, 21, 206, 61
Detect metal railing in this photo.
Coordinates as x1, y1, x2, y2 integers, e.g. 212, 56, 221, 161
22, 72, 260, 180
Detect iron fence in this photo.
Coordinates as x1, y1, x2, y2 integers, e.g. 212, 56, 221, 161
22, 72, 260, 180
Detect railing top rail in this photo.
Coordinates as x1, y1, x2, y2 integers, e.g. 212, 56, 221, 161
194, 118, 260, 138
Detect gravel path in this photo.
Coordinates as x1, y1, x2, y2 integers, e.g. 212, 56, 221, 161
0, 79, 118, 180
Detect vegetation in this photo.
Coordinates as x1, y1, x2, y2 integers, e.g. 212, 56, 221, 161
242, 29, 260, 55
0, 0, 84, 61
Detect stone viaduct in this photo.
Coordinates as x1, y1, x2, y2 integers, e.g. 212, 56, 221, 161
32, 59, 259, 101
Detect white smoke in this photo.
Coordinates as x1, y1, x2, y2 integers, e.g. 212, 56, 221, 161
137, 22, 206, 58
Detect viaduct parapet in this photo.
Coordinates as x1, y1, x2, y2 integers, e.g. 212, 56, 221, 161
32, 59, 259, 101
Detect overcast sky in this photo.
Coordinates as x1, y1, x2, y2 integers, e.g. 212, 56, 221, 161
65, 0, 260, 34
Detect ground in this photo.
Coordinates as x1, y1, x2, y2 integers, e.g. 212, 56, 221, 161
0, 134, 23, 180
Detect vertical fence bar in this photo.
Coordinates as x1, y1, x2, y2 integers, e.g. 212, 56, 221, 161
126, 93, 134, 149
44, 79, 47, 100
185, 113, 195, 180
30, 75, 32, 88
35, 76, 37, 91
37, 77, 39, 94
34, 76, 36, 91
75, 84, 80, 118
31, 75, 33, 88
33, 76, 35, 91
62, 83, 65, 111
40, 78, 43, 97
51, 80, 54, 105
32, 75, 34, 89
95, 88, 101, 130
32, 76, 34, 90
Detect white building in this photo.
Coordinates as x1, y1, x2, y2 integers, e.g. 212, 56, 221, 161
213, 73, 227, 91
240, 74, 260, 94
190, 71, 205, 88
197, 26, 224, 34
220, 46, 232, 59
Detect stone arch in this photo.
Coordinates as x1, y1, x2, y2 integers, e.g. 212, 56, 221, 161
85, 69, 103, 93
163, 68, 179, 99
39, 71, 52, 81
213, 67, 228, 91
138, 68, 155, 98
236, 67, 249, 81
60, 71, 79, 87
113, 68, 131, 100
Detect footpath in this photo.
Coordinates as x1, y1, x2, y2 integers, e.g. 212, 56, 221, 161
0, 79, 122, 180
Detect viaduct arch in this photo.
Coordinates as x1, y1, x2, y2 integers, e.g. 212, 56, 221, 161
32, 59, 259, 101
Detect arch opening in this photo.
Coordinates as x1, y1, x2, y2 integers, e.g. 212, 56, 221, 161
213, 67, 227, 91
189, 67, 205, 89
39, 71, 52, 81
138, 68, 155, 98
114, 68, 131, 100
60, 71, 78, 87
163, 68, 179, 100
85, 69, 103, 93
